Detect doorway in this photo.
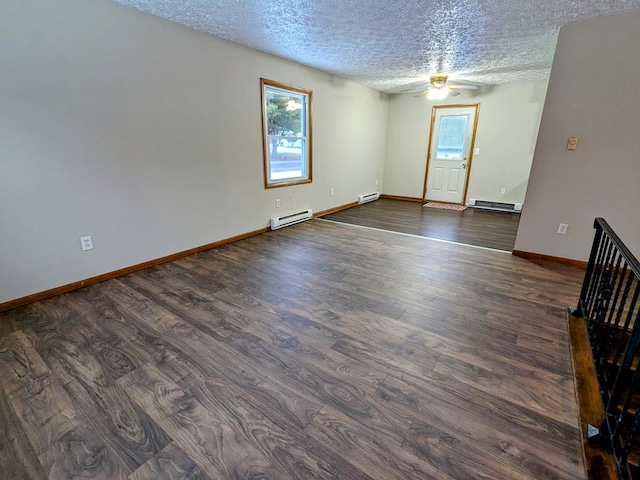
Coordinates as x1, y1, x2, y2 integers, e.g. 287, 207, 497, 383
422, 104, 480, 204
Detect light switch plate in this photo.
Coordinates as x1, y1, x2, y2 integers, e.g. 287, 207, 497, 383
567, 137, 578, 150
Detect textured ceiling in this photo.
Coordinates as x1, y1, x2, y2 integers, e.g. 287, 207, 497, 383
113, 0, 640, 94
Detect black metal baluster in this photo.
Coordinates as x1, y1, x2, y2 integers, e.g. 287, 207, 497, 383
605, 271, 637, 395
573, 220, 604, 318
577, 218, 640, 479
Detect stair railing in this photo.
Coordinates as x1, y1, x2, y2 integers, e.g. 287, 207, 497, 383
571, 217, 640, 480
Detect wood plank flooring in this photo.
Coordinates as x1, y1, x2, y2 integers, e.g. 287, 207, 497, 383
0, 219, 586, 479
321, 198, 521, 251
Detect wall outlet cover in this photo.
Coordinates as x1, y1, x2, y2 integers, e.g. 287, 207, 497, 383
80, 235, 94, 251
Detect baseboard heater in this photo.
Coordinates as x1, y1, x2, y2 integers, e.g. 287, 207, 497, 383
358, 192, 380, 205
270, 208, 313, 230
468, 199, 522, 212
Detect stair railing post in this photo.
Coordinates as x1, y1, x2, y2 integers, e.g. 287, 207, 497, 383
570, 218, 604, 318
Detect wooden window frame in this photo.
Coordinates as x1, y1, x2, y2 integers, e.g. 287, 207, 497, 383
261, 78, 313, 189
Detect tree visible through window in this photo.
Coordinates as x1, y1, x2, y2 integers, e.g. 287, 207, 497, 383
261, 79, 312, 188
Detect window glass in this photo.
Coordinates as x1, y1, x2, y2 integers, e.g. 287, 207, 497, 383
436, 115, 468, 160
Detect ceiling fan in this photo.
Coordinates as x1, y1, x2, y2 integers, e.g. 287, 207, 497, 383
416, 75, 478, 99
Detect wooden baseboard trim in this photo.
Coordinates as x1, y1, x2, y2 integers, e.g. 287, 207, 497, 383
567, 311, 618, 479
380, 194, 424, 203
512, 250, 588, 269
0, 227, 269, 313
314, 201, 359, 217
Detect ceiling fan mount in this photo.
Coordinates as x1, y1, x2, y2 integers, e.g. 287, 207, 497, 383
429, 75, 449, 89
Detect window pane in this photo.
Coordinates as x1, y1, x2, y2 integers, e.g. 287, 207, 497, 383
266, 91, 304, 137
269, 138, 305, 181
436, 115, 468, 160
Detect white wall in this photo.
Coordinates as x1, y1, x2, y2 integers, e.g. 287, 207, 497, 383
0, 0, 388, 304
383, 81, 547, 202
515, 12, 640, 261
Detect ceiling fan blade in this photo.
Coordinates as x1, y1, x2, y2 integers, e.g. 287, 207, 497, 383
448, 84, 478, 90
449, 89, 461, 96
414, 88, 432, 97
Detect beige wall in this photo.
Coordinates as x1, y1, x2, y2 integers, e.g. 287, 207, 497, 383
383, 81, 547, 203
0, 0, 388, 303
515, 12, 640, 261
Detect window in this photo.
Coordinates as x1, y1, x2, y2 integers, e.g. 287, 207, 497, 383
435, 114, 469, 160
261, 78, 312, 188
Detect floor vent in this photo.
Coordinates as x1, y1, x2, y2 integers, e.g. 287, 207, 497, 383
270, 209, 313, 230
358, 192, 380, 205
468, 199, 522, 213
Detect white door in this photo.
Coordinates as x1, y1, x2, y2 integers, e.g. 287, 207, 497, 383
424, 105, 479, 204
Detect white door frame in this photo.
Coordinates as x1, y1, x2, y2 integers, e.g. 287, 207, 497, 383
422, 103, 480, 204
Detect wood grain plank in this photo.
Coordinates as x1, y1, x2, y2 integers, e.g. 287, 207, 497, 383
38, 426, 129, 479
332, 334, 441, 381
180, 371, 370, 479
129, 442, 211, 480
306, 405, 454, 480
32, 331, 109, 388
119, 272, 237, 340
0, 331, 79, 455
0, 329, 52, 396
402, 419, 536, 480
433, 353, 578, 426
0, 386, 48, 479
181, 369, 322, 436
89, 279, 183, 334
222, 306, 386, 394
119, 363, 287, 479
64, 379, 172, 472
226, 328, 414, 445
276, 299, 443, 379
376, 374, 584, 479
75, 286, 198, 382
8, 375, 79, 457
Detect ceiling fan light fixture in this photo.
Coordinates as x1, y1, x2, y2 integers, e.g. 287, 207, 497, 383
427, 87, 449, 100
429, 75, 448, 89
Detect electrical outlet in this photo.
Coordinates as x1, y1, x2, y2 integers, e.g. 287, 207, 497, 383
330, 188, 334, 196
500, 187, 506, 195
80, 235, 93, 251
276, 199, 280, 208
557, 223, 568, 235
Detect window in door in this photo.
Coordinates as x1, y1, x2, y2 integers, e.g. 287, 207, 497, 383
261, 78, 313, 188
435, 115, 469, 160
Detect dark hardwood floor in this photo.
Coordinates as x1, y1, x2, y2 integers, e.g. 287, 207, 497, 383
321, 198, 521, 251
0, 219, 586, 479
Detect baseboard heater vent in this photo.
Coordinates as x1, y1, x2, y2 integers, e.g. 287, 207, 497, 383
358, 192, 380, 205
468, 199, 522, 212
270, 208, 313, 230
